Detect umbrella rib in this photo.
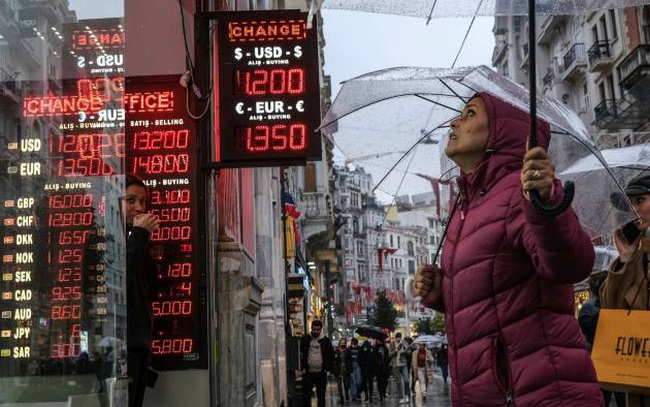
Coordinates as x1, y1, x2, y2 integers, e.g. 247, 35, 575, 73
318, 93, 461, 131
439, 77, 477, 102
415, 94, 462, 113
426, 0, 438, 25
371, 123, 446, 193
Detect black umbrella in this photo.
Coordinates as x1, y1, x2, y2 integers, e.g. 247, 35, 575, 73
355, 324, 388, 340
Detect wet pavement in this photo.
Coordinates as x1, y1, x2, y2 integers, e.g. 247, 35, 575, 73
306, 370, 452, 407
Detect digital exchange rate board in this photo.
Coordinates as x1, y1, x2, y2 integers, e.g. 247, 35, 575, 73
0, 19, 205, 377
215, 9, 322, 166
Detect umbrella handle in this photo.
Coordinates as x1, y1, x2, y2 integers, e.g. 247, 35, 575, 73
526, 1, 575, 217
529, 182, 575, 216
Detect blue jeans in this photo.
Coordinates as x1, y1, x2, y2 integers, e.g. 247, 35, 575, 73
349, 363, 362, 400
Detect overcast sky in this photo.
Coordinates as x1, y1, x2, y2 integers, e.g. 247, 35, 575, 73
321, 10, 495, 95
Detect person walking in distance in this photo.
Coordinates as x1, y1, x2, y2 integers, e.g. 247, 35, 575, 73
388, 332, 409, 404
411, 342, 434, 400
413, 93, 603, 406
436, 344, 449, 386
300, 320, 334, 407
345, 337, 362, 402
333, 338, 350, 403
374, 338, 390, 402
123, 174, 159, 407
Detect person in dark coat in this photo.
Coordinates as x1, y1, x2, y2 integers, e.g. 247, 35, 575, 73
123, 174, 159, 407
333, 337, 350, 403
374, 338, 390, 402
299, 320, 334, 407
436, 344, 449, 385
345, 337, 362, 401
359, 340, 376, 402
413, 92, 603, 406
579, 273, 626, 406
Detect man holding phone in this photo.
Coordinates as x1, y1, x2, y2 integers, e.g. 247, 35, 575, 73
600, 174, 650, 406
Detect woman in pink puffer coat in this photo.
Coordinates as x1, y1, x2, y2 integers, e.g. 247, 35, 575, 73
413, 92, 603, 406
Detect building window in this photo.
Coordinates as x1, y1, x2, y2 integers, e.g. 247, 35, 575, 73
608, 10, 618, 39
304, 163, 316, 192
407, 241, 415, 256
427, 218, 434, 228
397, 236, 401, 248
408, 260, 415, 275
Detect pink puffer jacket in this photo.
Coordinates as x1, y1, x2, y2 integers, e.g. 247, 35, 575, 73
437, 93, 603, 406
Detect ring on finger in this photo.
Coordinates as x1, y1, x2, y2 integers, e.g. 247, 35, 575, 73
533, 169, 541, 180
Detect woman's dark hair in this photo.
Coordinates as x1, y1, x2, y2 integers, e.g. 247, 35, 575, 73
125, 173, 147, 190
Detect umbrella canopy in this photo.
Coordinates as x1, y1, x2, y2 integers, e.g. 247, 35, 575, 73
558, 144, 650, 238
322, 0, 650, 19
321, 65, 632, 237
411, 334, 446, 348
320, 0, 650, 214
355, 324, 388, 340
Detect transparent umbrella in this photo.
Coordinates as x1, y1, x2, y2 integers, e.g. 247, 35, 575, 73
558, 142, 650, 239
320, 65, 637, 238
319, 0, 650, 214
322, 0, 650, 19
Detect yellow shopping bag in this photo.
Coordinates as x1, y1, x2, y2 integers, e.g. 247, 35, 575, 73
592, 309, 650, 395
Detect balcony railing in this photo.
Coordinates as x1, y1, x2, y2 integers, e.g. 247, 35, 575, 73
588, 40, 612, 66
542, 70, 554, 87
563, 43, 586, 70
618, 44, 650, 90
593, 99, 618, 123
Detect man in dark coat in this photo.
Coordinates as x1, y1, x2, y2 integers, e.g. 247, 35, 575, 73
300, 320, 334, 407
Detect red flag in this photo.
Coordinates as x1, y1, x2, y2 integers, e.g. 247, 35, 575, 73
415, 173, 452, 218
378, 247, 397, 272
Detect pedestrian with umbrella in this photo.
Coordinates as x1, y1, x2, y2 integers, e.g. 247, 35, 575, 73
413, 92, 603, 406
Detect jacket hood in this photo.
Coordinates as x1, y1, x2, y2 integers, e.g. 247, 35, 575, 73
459, 92, 551, 195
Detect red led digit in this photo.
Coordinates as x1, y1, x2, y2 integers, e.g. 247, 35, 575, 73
151, 339, 193, 355
241, 124, 307, 153
48, 212, 93, 227
51, 305, 81, 320
51, 286, 82, 302
58, 230, 91, 245
288, 124, 306, 149
167, 263, 192, 278
149, 207, 191, 223
58, 267, 82, 282
128, 154, 190, 174
150, 189, 191, 205
150, 226, 192, 241
245, 126, 269, 151
152, 300, 192, 316
241, 68, 305, 95
287, 68, 304, 95
51, 343, 80, 359
131, 130, 189, 151
48, 194, 93, 209
57, 158, 116, 177
57, 249, 83, 264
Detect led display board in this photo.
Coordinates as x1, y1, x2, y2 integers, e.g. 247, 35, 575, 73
215, 10, 322, 166
0, 18, 205, 378
125, 77, 206, 370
